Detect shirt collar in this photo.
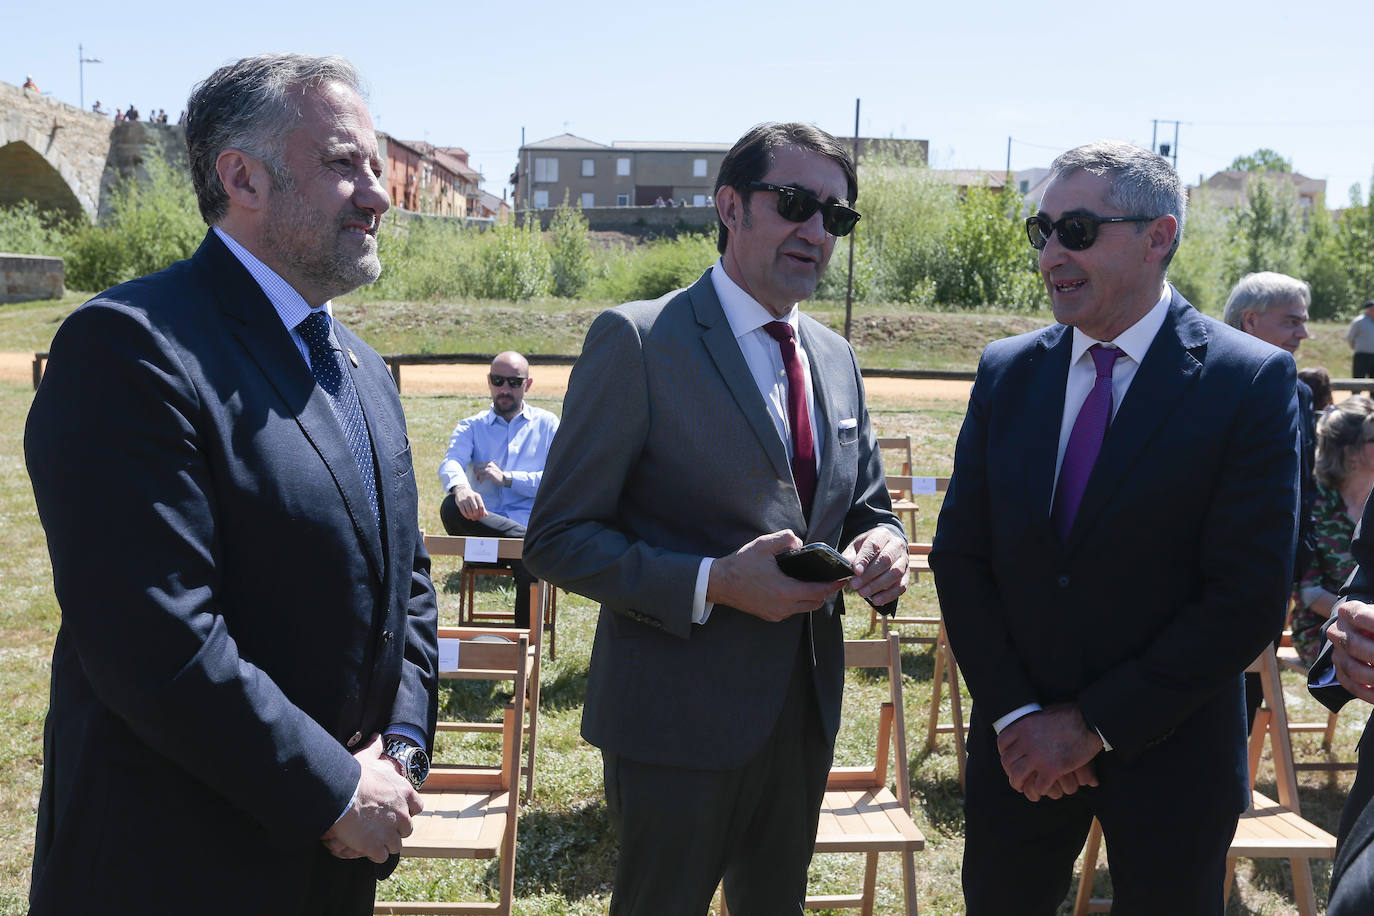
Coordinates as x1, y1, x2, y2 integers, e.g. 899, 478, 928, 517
213, 226, 332, 331
1068, 286, 1171, 366
709, 259, 798, 338
482, 403, 532, 425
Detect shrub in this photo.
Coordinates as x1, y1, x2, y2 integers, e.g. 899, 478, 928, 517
587, 232, 717, 302
548, 201, 592, 298
0, 200, 73, 256
478, 217, 553, 300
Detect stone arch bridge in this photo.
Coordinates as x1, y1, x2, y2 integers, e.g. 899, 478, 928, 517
0, 80, 183, 222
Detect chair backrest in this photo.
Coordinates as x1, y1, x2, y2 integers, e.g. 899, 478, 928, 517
424, 533, 527, 561
431, 627, 529, 795
831, 633, 912, 811
877, 436, 914, 476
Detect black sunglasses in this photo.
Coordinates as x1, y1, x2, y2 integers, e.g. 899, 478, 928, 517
489, 374, 526, 388
747, 181, 861, 237
1026, 212, 1156, 251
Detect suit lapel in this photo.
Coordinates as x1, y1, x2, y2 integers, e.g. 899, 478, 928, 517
1025, 325, 1072, 525
689, 271, 795, 487
1066, 291, 1205, 551
198, 233, 386, 581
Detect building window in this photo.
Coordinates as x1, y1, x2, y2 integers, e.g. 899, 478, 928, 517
693, 158, 707, 178
581, 192, 595, 208
534, 158, 558, 182
616, 193, 630, 207
533, 190, 549, 209
693, 194, 707, 207
617, 157, 631, 176
582, 158, 595, 177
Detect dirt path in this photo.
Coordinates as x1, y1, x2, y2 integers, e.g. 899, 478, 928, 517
9, 353, 974, 404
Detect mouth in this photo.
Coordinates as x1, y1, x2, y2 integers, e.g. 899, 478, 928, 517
781, 249, 819, 267
1051, 278, 1086, 294
342, 214, 378, 238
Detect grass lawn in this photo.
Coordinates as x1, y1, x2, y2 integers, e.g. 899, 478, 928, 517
0, 292, 1365, 913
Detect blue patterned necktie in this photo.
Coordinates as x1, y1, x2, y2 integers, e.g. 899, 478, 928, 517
297, 311, 379, 526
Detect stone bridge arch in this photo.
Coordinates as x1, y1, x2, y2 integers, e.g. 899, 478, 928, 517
0, 81, 113, 222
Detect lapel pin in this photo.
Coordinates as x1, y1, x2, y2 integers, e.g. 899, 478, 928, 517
347, 348, 358, 367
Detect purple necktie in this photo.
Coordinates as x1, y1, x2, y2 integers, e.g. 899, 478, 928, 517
763, 321, 817, 515
1051, 344, 1124, 541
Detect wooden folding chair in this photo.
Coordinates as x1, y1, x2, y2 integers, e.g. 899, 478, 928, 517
374, 629, 528, 915
1275, 643, 1355, 774
425, 533, 558, 659
424, 536, 546, 798
1072, 646, 1336, 916
877, 436, 918, 535
720, 632, 924, 915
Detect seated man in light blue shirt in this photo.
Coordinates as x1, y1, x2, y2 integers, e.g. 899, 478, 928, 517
438, 351, 559, 626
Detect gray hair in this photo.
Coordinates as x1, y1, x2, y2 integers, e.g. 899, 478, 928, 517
185, 53, 365, 224
1048, 141, 1187, 269
1222, 271, 1311, 329
1315, 395, 1374, 488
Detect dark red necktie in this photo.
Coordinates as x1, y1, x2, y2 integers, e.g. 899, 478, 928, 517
764, 321, 817, 514
1051, 344, 1124, 541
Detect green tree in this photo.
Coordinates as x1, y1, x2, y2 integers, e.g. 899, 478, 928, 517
479, 215, 553, 300
1229, 173, 1302, 279
1337, 180, 1374, 311
0, 200, 73, 256
1229, 149, 1293, 172
548, 197, 592, 298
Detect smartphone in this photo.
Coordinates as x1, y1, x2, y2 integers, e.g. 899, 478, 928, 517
776, 543, 853, 582
776, 542, 900, 617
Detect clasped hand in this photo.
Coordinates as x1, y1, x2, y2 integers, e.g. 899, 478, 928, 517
321, 734, 423, 863
995, 704, 1103, 802
1328, 599, 1374, 703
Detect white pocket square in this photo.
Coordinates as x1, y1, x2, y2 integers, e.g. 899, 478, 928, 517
838, 418, 858, 430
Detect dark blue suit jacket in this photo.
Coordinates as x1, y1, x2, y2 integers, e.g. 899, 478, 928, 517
931, 288, 1298, 807
25, 231, 438, 913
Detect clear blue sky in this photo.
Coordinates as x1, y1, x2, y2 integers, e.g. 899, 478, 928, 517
8, 0, 1374, 207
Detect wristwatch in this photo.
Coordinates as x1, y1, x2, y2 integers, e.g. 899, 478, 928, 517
383, 736, 430, 790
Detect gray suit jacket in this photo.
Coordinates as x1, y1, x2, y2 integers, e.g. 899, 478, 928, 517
525, 267, 900, 769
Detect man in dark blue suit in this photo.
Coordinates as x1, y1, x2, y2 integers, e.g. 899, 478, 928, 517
25, 54, 438, 914
930, 141, 1299, 915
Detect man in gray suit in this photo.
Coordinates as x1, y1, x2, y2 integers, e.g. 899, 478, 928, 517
525, 122, 907, 914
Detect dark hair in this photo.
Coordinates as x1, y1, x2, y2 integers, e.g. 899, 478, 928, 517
713, 122, 857, 255
1299, 366, 1333, 411
185, 53, 363, 224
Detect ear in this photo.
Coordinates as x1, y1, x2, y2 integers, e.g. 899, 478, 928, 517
216, 149, 270, 214
716, 185, 743, 236
1142, 214, 1178, 266
522, 377, 533, 394
1241, 311, 1259, 333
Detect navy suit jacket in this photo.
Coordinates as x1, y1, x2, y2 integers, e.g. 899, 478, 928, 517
525, 268, 901, 769
25, 231, 439, 913
930, 288, 1298, 804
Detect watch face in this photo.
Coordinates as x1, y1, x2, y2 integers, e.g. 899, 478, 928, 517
408, 749, 430, 786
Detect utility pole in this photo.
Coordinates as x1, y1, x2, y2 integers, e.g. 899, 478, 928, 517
78, 44, 101, 111
1152, 119, 1182, 170
1006, 136, 1012, 187
844, 98, 860, 341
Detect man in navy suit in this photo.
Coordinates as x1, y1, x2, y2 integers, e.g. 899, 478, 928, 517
25, 54, 438, 915
930, 141, 1299, 914
526, 123, 907, 913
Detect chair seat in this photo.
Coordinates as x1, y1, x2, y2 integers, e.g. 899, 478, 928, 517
814, 786, 926, 854
399, 786, 512, 859
1231, 790, 1337, 858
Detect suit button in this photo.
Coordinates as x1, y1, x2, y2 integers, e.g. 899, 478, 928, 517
1057, 575, 1070, 588
380, 630, 393, 645
346, 731, 362, 748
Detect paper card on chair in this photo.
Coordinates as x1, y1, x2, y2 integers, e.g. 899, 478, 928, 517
911, 477, 938, 495
464, 537, 499, 563
438, 637, 461, 674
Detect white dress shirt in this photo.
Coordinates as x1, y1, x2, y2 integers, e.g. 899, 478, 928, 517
690, 261, 821, 624
993, 287, 1172, 747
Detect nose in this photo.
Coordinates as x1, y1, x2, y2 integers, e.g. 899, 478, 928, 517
356, 168, 390, 217
795, 208, 828, 245
1297, 324, 1310, 340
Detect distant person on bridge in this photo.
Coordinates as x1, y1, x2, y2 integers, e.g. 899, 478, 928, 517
22, 75, 38, 91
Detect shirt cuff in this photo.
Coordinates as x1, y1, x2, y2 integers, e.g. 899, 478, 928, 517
331, 781, 359, 829
992, 703, 1041, 733
692, 558, 714, 625
385, 723, 428, 753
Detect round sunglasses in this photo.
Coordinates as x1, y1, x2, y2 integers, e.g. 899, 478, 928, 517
747, 181, 861, 237
1025, 212, 1156, 251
